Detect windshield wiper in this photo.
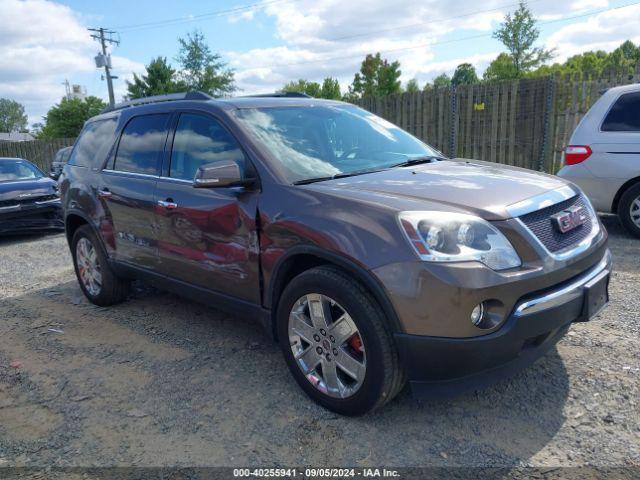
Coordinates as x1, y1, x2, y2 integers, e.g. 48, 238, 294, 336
293, 168, 384, 185
389, 155, 445, 168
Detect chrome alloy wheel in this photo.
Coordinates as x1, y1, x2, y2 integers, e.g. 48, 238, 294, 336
631, 195, 640, 228
76, 237, 102, 296
288, 293, 366, 399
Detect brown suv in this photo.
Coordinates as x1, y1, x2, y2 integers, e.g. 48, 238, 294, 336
59, 92, 611, 415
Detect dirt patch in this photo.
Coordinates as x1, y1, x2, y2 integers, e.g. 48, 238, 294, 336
0, 219, 638, 468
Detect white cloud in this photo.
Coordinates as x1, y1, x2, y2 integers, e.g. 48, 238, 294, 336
227, 0, 623, 95
0, 0, 142, 126
546, 3, 640, 62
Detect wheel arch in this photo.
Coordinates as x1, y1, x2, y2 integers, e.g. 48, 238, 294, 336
612, 175, 640, 213
267, 246, 403, 341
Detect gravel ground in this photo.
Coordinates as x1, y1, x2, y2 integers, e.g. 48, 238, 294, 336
0, 216, 638, 469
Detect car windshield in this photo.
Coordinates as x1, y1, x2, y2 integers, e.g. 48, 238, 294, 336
0, 160, 43, 182
233, 104, 442, 184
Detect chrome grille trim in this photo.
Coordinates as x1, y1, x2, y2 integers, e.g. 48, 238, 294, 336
515, 194, 601, 261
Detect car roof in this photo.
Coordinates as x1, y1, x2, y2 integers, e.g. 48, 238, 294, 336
0, 157, 27, 162
602, 83, 640, 96
214, 96, 347, 109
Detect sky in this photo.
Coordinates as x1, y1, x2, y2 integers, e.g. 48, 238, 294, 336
1, 0, 640, 126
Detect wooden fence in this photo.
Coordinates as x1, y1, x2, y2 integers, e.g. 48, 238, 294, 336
355, 66, 640, 173
0, 138, 76, 172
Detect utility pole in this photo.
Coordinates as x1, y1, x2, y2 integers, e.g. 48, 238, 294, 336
88, 27, 119, 108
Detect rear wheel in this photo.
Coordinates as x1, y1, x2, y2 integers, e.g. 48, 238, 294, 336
618, 183, 640, 238
71, 225, 130, 306
277, 266, 405, 415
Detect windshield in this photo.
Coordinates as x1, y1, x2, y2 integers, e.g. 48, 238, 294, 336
0, 160, 43, 182
233, 105, 442, 184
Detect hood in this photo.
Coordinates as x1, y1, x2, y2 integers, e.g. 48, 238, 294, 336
305, 160, 572, 220
0, 176, 57, 201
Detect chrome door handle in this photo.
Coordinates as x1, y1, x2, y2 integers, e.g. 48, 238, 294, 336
97, 188, 112, 198
157, 199, 178, 209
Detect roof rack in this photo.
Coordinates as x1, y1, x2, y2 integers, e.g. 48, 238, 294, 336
243, 92, 312, 98
102, 91, 212, 113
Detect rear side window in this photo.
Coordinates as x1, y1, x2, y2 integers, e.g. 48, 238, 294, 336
169, 113, 245, 181
114, 114, 170, 175
68, 118, 117, 167
602, 92, 640, 132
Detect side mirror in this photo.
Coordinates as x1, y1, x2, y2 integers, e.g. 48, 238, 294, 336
49, 173, 59, 181
193, 160, 251, 188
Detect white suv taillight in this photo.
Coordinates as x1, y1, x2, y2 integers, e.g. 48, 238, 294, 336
565, 145, 592, 165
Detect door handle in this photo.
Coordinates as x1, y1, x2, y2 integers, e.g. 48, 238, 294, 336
157, 199, 178, 209
97, 188, 112, 198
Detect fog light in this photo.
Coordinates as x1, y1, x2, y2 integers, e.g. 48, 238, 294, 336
471, 303, 485, 326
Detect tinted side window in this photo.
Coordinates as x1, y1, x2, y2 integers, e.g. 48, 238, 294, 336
68, 118, 117, 167
114, 114, 169, 175
170, 113, 245, 181
602, 92, 640, 132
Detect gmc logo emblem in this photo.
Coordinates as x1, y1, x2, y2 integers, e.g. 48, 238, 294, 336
551, 206, 588, 233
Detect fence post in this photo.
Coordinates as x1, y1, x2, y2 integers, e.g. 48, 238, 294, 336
449, 85, 458, 157
537, 75, 556, 172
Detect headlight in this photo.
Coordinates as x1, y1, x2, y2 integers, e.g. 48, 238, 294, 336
398, 211, 521, 271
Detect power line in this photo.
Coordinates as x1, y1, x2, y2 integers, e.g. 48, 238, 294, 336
116, 0, 300, 33
259, 1, 640, 70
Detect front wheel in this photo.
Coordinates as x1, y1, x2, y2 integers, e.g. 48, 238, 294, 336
277, 266, 405, 415
618, 183, 640, 238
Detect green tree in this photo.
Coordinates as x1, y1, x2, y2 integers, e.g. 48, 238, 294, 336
0, 98, 28, 132
405, 78, 420, 93
432, 73, 452, 88
603, 41, 640, 76
126, 57, 186, 99
349, 53, 402, 98
483, 53, 519, 81
492, 1, 553, 77
176, 30, 236, 97
38, 96, 106, 138
451, 63, 478, 86
320, 77, 341, 99
282, 79, 322, 97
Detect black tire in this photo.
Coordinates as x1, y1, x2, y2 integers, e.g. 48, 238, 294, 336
618, 183, 640, 238
71, 225, 130, 306
277, 266, 405, 416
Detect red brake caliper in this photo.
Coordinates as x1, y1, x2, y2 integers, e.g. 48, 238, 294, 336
348, 334, 363, 353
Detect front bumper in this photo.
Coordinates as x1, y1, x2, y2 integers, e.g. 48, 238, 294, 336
395, 250, 612, 398
0, 199, 64, 234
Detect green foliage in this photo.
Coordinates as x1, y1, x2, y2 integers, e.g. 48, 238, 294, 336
281, 77, 342, 99
432, 73, 452, 88
0, 98, 28, 132
525, 40, 639, 79
483, 53, 519, 82
492, 1, 554, 77
126, 57, 186, 99
320, 77, 341, 100
38, 96, 106, 138
282, 79, 322, 97
451, 63, 478, 86
405, 78, 420, 93
349, 53, 402, 98
176, 30, 236, 97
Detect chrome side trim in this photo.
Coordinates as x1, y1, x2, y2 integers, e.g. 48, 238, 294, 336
514, 250, 611, 317
101, 169, 159, 179
506, 185, 577, 218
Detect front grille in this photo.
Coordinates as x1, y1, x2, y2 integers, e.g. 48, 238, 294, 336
519, 195, 593, 253
0, 194, 57, 208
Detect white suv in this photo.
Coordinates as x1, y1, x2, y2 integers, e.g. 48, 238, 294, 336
558, 83, 640, 237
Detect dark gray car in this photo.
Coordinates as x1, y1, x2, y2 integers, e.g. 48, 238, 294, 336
59, 92, 611, 415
